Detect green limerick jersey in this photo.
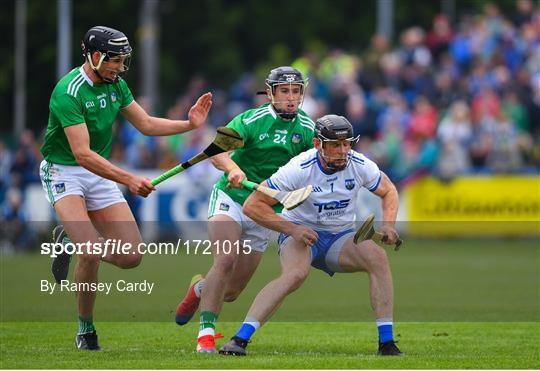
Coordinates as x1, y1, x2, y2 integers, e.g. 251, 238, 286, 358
41, 66, 134, 165
215, 103, 315, 210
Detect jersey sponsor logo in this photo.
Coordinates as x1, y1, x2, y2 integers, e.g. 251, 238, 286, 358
85, 101, 95, 108
345, 178, 355, 190
219, 202, 230, 211
313, 199, 350, 213
54, 183, 66, 194
275, 129, 288, 134
259, 133, 269, 141
110, 91, 117, 102
292, 133, 301, 144
326, 176, 338, 182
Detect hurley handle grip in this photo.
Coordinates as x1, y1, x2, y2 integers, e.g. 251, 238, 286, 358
241, 179, 259, 191
151, 162, 189, 186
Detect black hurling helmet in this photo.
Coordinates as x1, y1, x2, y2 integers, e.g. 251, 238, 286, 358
265, 66, 308, 120
82, 26, 132, 83
315, 114, 360, 172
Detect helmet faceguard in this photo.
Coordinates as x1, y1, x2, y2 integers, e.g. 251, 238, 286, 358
82, 26, 132, 84
265, 66, 308, 120
315, 115, 360, 173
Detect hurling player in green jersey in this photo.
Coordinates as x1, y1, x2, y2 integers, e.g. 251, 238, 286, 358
174, 67, 316, 353
39, 26, 212, 350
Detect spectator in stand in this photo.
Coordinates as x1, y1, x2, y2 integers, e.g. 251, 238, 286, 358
408, 95, 438, 144
502, 89, 530, 134
0, 140, 12, 203
362, 34, 391, 89
433, 70, 463, 111
511, 0, 535, 28
10, 130, 41, 190
471, 86, 501, 124
345, 90, 377, 139
437, 100, 473, 179
480, 110, 524, 173
450, 17, 474, 72
0, 187, 34, 251
379, 51, 405, 91
376, 90, 410, 136
426, 14, 455, 63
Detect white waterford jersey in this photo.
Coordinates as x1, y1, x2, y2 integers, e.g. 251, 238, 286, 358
267, 148, 381, 233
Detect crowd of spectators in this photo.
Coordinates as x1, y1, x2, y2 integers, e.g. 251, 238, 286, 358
106, 1, 539, 183
1, 1, 539, 249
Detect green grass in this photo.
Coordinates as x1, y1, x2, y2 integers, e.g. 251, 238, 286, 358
1, 322, 538, 368
1, 238, 539, 368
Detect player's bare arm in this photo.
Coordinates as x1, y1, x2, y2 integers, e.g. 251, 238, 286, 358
64, 124, 154, 197
210, 152, 246, 188
372, 172, 400, 244
243, 181, 318, 246
120, 92, 212, 135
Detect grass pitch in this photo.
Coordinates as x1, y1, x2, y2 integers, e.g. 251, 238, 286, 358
1, 237, 539, 368
1, 322, 538, 368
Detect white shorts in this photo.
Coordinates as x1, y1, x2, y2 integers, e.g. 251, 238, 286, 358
278, 229, 355, 275
208, 187, 271, 252
39, 160, 126, 211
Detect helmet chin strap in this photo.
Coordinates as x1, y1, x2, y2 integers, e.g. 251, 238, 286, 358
272, 107, 297, 120
317, 143, 349, 173
86, 52, 118, 84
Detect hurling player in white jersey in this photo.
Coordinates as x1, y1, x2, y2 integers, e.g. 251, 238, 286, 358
218, 114, 403, 357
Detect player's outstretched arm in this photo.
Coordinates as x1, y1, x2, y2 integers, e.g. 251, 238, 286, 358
121, 92, 212, 136
64, 124, 155, 197
372, 172, 400, 244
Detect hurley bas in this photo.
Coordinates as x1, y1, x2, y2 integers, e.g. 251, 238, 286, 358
41, 279, 155, 295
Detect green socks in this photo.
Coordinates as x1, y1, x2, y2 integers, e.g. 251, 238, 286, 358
77, 316, 95, 335
198, 311, 218, 337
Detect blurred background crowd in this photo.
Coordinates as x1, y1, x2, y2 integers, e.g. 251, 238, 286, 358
1, 0, 540, 249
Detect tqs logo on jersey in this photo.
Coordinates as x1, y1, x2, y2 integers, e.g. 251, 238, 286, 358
110, 92, 117, 102
345, 178, 355, 190
291, 133, 302, 144
313, 199, 350, 213
259, 133, 269, 141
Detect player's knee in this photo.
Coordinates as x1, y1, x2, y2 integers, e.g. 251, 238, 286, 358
119, 253, 142, 269
213, 255, 236, 274
283, 269, 308, 291
366, 247, 389, 273
224, 289, 241, 302
79, 252, 101, 267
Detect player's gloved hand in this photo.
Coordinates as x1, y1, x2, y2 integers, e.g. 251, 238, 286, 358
291, 225, 318, 247
128, 175, 156, 197
227, 168, 247, 189
187, 92, 213, 130
380, 224, 399, 245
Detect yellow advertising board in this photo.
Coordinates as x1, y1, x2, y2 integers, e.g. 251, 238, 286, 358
404, 176, 540, 236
